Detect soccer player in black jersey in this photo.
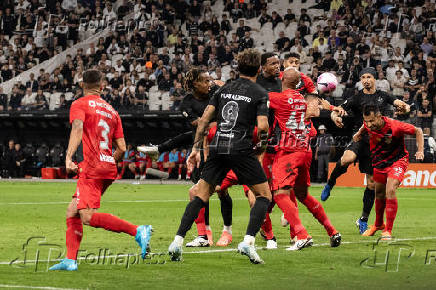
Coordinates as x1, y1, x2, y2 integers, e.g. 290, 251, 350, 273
169, 49, 272, 264
321, 68, 410, 234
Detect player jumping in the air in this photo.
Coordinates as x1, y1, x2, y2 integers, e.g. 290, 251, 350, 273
353, 105, 424, 239
269, 69, 341, 250
323, 67, 410, 234
168, 49, 271, 264
49, 70, 152, 271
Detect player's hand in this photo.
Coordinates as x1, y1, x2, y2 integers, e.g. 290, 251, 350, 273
319, 98, 331, 111
66, 158, 78, 174
314, 154, 318, 160
187, 150, 201, 172
333, 106, 347, 117
333, 116, 344, 128
353, 132, 362, 142
415, 151, 424, 161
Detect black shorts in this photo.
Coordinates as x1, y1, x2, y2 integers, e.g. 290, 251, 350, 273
346, 133, 373, 175
200, 152, 268, 187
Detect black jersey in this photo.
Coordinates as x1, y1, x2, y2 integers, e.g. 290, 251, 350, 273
256, 73, 282, 93
209, 78, 269, 154
341, 90, 396, 132
179, 93, 209, 128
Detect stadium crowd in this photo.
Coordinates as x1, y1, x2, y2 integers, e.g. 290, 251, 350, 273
0, 0, 435, 178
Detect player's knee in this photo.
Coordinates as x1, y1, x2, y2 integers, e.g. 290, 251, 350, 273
375, 190, 385, 199
79, 212, 93, 225
386, 187, 396, 199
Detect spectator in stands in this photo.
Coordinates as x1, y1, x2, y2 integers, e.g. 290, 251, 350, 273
0, 87, 7, 111
135, 85, 148, 111
21, 88, 36, 111
376, 71, 391, 92
34, 89, 48, 110
239, 31, 254, 51
8, 86, 23, 111
4, 140, 15, 177
391, 70, 407, 98
417, 98, 433, 135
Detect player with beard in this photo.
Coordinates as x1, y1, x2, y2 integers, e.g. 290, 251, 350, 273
168, 49, 272, 264
321, 68, 410, 234
353, 105, 424, 239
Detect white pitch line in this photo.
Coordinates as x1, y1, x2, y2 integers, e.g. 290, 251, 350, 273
0, 198, 247, 206
1, 236, 436, 265
0, 284, 83, 290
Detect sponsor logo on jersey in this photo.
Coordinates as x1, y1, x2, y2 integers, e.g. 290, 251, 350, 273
100, 153, 115, 163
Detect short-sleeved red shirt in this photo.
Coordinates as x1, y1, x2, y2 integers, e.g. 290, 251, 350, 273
269, 89, 312, 152
70, 95, 124, 179
364, 117, 415, 169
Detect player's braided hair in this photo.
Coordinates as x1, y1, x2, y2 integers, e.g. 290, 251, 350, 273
184, 67, 204, 92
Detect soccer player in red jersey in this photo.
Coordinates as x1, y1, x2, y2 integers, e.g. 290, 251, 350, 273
280, 53, 317, 95
269, 69, 341, 250
49, 70, 152, 271
353, 105, 424, 240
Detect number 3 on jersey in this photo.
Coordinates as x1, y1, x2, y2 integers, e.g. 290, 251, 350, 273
220, 101, 239, 132
98, 119, 110, 149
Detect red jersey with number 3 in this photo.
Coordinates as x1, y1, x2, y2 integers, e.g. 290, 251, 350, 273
70, 95, 124, 179
269, 89, 312, 152
363, 116, 415, 169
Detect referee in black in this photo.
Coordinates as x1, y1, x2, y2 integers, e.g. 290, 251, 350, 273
321, 67, 410, 235
168, 48, 271, 264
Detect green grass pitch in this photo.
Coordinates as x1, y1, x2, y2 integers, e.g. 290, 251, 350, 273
0, 182, 435, 289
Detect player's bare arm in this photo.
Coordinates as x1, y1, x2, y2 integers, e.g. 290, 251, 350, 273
330, 110, 344, 128
113, 138, 127, 162
415, 127, 425, 161
393, 99, 410, 115
188, 105, 216, 169
65, 119, 83, 173
353, 125, 365, 142
256, 115, 269, 152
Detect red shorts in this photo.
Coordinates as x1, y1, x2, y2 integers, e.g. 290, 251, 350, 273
373, 157, 408, 184
219, 170, 251, 197
135, 161, 147, 168
272, 150, 312, 191
262, 152, 275, 182
220, 170, 239, 191
73, 178, 113, 210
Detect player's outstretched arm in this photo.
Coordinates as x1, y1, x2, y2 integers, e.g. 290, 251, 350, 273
65, 119, 83, 173
113, 138, 127, 162
393, 99, 411, 115
414, 127, 424, 161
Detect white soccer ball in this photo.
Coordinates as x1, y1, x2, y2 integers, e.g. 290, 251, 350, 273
317, 72, 338, 94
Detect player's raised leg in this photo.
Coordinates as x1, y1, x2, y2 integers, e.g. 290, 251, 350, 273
321, 149, 355, 201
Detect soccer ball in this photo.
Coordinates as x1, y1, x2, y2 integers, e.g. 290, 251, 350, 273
317, 72, 338, 94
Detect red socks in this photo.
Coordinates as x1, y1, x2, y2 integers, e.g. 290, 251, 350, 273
274, 193, 308, 240
261, 212, 274, 240
385, 198, 398, 232
375, 198, 386, 227
302, 194, 336, 236
195, 207, 207, 236
66, 217, 83, 260
89, 213, 137, 236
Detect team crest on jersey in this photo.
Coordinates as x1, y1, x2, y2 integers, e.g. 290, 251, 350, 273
377, 97, 383, 103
